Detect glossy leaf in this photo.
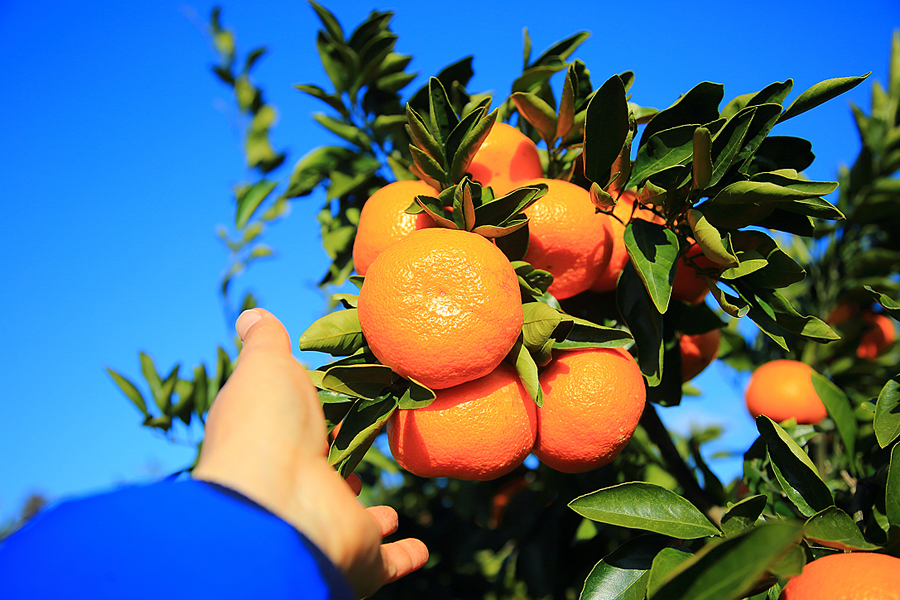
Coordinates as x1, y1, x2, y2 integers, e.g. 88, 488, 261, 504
329, 396, 398, 476
650, 522, 803, 600
397, 378, 436, 410
449, 108, 497, 184
888, 443, 900, 527
803, 506, 880, 551
322, 364, 398, 400
811, 372, 857, 461
866, 286, 900, 321
687, 209, 738, 267
522, 302, 562, 351
553, 318, 633, 350
720, 495, 766, 537
298, 308, 365, 356
630, 124, 696, 188
624, 220, 679, 314
778, 73, 870, 123
512, 92, 558, 144
580, 536, 669, 600
757, 416, 834, 517
509, 337, 542, 406
647, 547, 693, 598
583, 74, 629, 187
569, 482, 720, 539
639, 81, 724, 147
428, 77, 459, 146
617, 261, 663, 385
874, 377, 900, 448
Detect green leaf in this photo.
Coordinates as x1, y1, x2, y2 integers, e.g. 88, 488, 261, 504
235, 180, 278, 229
409, 145, 447, 189
298, 309, 365, 356
428, 77, 459, 147
569, 482, 720, 539
757, 416, 834, 517
522, 303, 562, 351
709, 284, 750, 318
686, 209, 738, 268
309, 0, 344, 42
312, 113, 370, 149
553, 318, 633, 350
866, 286, 900, 321
557, 65, 577, 140
512, 92, 558, 144
474, 184, 546, 230
624, 220, 679, 314
803, 506, 880, 551
397, 378, 435, 410
874, 376, 900, 448
720, 495, 766, 537
294, 83, 347, 115
509, 337, 542, 406
107, 368, 148, 416
583, 74, 629, 187
887, 443, 900, 527
650, 522, 803, 600
647, 547, 693, 598
778, 73, 870, 123
529, 30, 590, 67
449, 107, 497, 184
329, 396, 398, 476
639, 82, 724, 148
730, 231, 805, 289
580, 536, 670, 600
617, 261, 663, 386
810, 372, 857, 461
629, 124, 696, 188
321, 364, 398, 400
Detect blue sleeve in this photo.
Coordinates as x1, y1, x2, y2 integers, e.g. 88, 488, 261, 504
0, 478, 355, 600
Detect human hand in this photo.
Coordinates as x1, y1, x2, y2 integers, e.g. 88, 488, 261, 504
192, 308, 428, 597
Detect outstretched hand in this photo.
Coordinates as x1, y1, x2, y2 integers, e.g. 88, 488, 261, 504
192, 309, 428, 597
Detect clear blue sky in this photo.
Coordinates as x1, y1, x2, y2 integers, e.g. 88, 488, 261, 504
1, 0, 897, 523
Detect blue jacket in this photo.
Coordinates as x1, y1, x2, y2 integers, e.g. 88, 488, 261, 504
0, 478, 355, 599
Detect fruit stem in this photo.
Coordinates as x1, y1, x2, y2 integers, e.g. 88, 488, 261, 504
639, 402, 717, 515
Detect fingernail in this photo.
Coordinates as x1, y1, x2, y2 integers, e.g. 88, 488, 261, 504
235, 309, 262, 340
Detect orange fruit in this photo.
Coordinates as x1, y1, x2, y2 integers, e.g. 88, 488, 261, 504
857, 312, 895, 359
352, 179, 439, 276
680, 328, 721, 382
357, 228, 523, 390
672, 243, 719, 305
744, 359, 827, 425
780, 551, 900, 600
521, 178, 613, 299
467, 122, 544, 196
590, 191, 665, 293
387, 364, 538, 480
534, 348, 646, 473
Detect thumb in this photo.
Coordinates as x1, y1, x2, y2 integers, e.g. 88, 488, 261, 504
235, 309, 292, 358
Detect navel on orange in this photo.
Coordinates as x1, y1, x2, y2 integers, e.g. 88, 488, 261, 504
357, 228, 523, 390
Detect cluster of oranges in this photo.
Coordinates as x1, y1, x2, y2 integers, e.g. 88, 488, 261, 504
348, 123, 728, 480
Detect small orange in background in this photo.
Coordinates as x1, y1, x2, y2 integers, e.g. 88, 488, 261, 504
857, 311, 896, 359
521, 178, 613, 300
357, 228, 523, 390
679, 328, 721, 382
672, 243, 719, 305
387, 364, 537, 481
744, 359, 827, 425
352, 179, 439, 276
780, 551, 900, 600
467, 122, 544, 196
533, 348, 646, 474
590, 191, 665, 293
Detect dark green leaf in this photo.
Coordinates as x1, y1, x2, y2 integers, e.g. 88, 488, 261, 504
329, 396, 398, 476
449, 108, 498, 184
583, 75, 629, 187
298, 309, 365, 356
866, 286, 900, 321
720, 495, 766, 537
757, 416, 834, 517
322, 364, 399, 400
647, 547, 693, 598
580, 536, 669, 600
397, 378, 436, 410
617, 261, 663, 386
529, 30, 590, 67
887, 443, 900, 527
557, 65, 577, 140
639, 82, 724, 147
553, 318, 633, 350
569, 482, 720, 539
428, 77, 459, 146
874, 377, 900, 448
512, 92, 558, 144
629, 125, 696, 188
312, 113, 370, 149
730, 230, 805, 289
624, 220, 679, 314
803, 506, 879, 551
294, 83, 347, 115
406, 105, 443, 162
309, 1, 344, 42
778, 73, 870, 123
811, 372, 857, 461
107, 368, 148, 416
650, 522, 803, 600
692, 127, 713, 189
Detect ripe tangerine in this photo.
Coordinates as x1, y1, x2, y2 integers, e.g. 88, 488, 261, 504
745, 359, 827, 425
468, 123, 544, 196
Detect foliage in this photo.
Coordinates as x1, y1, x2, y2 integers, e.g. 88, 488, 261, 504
109, 5, 900, 599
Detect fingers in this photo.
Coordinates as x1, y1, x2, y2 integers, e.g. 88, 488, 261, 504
378, 538, 429, 586
366, 505, 399, 538
235, 309, 292, 356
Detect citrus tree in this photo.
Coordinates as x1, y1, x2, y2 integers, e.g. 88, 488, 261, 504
109, 5, 900, 599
